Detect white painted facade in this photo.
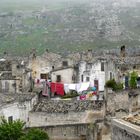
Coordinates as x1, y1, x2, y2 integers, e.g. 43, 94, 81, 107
51, 67, 75, 84
0, 94, 38, 127
78, 60, 106, 91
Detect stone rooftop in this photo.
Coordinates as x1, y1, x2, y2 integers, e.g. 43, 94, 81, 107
0, 92, 36, 108
123, 113, 140, 126
33, 99, 103, 113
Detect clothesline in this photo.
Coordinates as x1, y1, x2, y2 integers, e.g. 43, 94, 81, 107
34, 79, 98, 97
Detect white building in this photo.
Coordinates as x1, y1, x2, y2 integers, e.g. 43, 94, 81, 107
78, 59, 106, 91
0, 93, 38, 127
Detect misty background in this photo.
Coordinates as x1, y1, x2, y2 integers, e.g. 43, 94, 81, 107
0, 0, 140, 55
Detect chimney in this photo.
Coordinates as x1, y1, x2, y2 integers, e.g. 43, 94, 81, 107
120, 45, 125, 58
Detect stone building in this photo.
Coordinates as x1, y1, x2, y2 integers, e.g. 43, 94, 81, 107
28, 50, 61, 81
0, 93, 38, 126
51, 57, 77, 84
105, 46, 140, 88
29, 99, 104, 140
111, 114, 140, 140
0, 58, 31, 93
78, 57, 106, 91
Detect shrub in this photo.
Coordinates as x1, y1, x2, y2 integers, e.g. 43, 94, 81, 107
105, 79, 123, 91
105, 79, 116, 90
129, 71, 138, 89
19, 128, 49, 140
62, 91, 78, 99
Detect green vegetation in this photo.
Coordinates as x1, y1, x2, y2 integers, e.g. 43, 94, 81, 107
0, 117, 49, 140
19, 128, 49, 140
61, 91, 78, 99
105, 79, 123, 91
0, 0, 140, 55
129, 71, 138, 89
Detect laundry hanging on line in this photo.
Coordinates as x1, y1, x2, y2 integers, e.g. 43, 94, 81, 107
50, 82, 64, 96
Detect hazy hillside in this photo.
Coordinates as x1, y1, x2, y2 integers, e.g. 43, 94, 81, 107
0, 0, 140, 55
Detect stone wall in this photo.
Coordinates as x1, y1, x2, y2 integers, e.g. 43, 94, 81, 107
29, 110, 103, 127
111, 119, 140, 140
78, 60, 105, 91
0, 79, 16, 93
51, 67, 74, 84
106, 89, 140, 118
38, 123, 89, 140
106, 90, 130, 117
0, 94, 38, 126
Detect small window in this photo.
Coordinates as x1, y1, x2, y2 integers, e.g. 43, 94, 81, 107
56, 75, 61, 82
8, 116, 13, 123
86, 77, 90, 82
16, 65, 20, 69
81, 75, 84, 82
110, 72, 112, 80
72, 75, 76, 81
52, 66, 54, 70
101, 62, 104, 71
40, 74, 47, 79
133, 65, 136, 69
62, 61, 68, 67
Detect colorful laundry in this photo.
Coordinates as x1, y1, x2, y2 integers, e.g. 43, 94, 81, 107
42, 81, 50, 97
50, 82, 56, 93
80, 95, 86, 100
68, 84, 77, 90
50, 82, 64, 96
76, 82, 90, 92
56, 83, 64, 96
64, 84, 70, 94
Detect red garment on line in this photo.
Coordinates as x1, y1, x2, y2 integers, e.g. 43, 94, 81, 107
51, 82, 56, 93
50, 82, 64, 96
37, 79, 40, 84
56, 83, 64, 96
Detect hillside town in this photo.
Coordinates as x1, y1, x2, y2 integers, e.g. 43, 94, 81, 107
0, 46, 140, 140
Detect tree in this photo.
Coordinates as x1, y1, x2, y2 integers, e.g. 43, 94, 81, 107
129, 71, 138, 89
19, 128, 49, 140
0, 118, 49, 140
0, 118, 24, 140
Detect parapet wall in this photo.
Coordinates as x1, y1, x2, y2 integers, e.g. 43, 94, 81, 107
37, 123, 89, 140
29, 110, 103, 127
111, 119, 140, 140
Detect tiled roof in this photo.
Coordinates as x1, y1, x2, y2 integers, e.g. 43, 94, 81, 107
123, 113, 140, 126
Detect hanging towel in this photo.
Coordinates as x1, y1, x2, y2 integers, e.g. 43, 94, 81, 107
37, 79, 40, 84
42, 81, 48, 96
68, 84, 76, 90
51, 82, 56, 93
42, 81, 50, 96
56, 83, 64, 96
80, 95, 86, 100
76, 82, 90, 92
50, 82, 64, 96
64, 84, 70, 94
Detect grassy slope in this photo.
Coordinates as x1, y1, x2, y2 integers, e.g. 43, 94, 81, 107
0, 0, 140, 55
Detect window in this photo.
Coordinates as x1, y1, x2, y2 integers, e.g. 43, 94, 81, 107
40, 74, 47, 79
81, 75, 84, 82
110, 72, 112, 80
86, 77, 90, 82
56, 75, 61, 82
86, 63, 92, 70
101, 62, 104, 71
72, 75, 76, 81
8, 116, 13, 123
62, 61, 68, 67
133, 65, 136, 69
5, 81, 9, 92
